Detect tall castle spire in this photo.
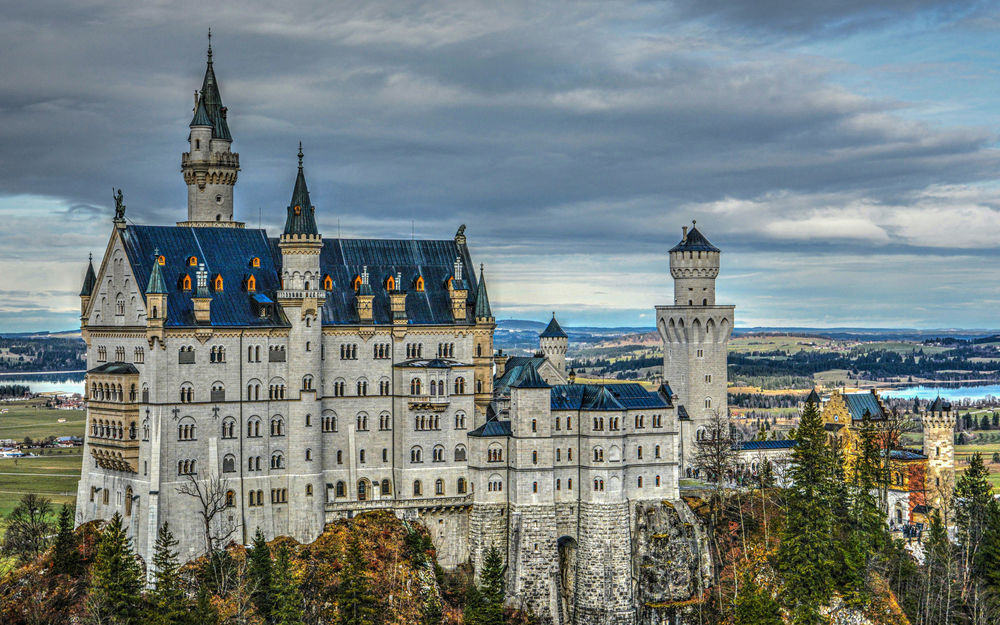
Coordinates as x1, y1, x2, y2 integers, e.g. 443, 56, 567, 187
180, 30, 241, 227
283, 142, 319, 236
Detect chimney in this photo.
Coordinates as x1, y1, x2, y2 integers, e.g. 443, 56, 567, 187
682, 226, 688, 243
389, 270, 407, 325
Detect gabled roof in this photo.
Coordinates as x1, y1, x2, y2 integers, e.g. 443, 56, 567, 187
549, 383, 669, 411
842, 391, 886, 422
737, 439, 796, 451
540, 313, 567, 338
283, 145, 318, 236
890, 448, 927, 461
80, 256, 97, 297
468, 419, 512, 437
669, 225, 720, 253
512, 365, 550, 389
88, 362, 139, 375
494, 357, 548, 397
121, 225, 287, 327
474, 264, 492, 319
395, 358, 463, 369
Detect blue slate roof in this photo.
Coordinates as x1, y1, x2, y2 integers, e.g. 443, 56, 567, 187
283, 146, 319, 236
122, 225, 286, 327
80, 256, 97, 296
88, 362, 140, 375
540, 314, 567, 338
512, 365, 550, 389
738, 440, 797, 451
842, 391, 886, 421
494, 357, 547, 397
468, 419, 512, 437
308, 237, 477, 326
549, 383, 668, 411
669, 225, 720, 253
890, 449, 927, 461
120, 225, 478, 327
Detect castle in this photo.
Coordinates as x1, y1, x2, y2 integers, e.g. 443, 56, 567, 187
75, 42, 736, 624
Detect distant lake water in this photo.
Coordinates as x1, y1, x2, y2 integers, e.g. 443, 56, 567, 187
882, 383, 1000, 403
0, 372, 85, 395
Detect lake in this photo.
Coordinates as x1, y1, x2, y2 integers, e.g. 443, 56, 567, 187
0, 372, 85, 395
882, 383, 1000, 403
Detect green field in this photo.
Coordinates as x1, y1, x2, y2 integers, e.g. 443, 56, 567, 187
0, 402, 85, 517
955, 443, 1000, 489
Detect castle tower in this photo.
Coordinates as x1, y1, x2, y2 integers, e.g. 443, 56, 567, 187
539, 313, 568, 377
473, 264, 496, 424
276, 143, 326, 542
180, 33, 241, 227
79, 254, 96, 321
656, 222, 734, 474
922, 397, 956, 514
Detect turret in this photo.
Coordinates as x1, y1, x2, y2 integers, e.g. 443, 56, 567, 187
922, 396, 956, 513
669, 220, 720, 306
474, 264, 493, 324
539, 313, 568, 376
180, 32, 241, 226
145, 251, 167, 345
80, 254, 97, 320
278, 144, 323, 293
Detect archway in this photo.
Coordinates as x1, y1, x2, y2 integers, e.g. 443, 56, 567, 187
557, 535, 578, 624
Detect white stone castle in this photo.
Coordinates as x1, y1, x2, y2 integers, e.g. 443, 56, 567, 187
75, 43, 732, 625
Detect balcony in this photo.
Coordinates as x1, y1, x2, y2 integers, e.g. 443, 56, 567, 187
407, 395, 451, 412
325, 494, 471, 515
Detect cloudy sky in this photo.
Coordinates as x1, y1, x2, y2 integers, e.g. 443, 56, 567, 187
3, 1, 1000, 332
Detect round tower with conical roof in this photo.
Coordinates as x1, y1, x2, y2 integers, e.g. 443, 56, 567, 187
539, 313, 568, 377
181, 33, 241, 226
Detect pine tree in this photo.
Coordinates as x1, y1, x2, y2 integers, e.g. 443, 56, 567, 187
979, 505, 1000, 613
247, 528, 274, 624
270, 543, 304, 625
778, 396, 836, 624
51, 503, 81, 576
336, 536, 379, 625
88, 512, 144, 624
462, 585, 486, 625
478, 545, 505, 625
955, 453, 998, 600
145, 522, 189, 625
734, 572, 782, 625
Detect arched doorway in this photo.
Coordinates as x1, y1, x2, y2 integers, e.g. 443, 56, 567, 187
557, 535, 578, 624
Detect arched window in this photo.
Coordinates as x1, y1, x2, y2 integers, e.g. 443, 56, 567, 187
386, 275, 396, 291
182, 274, 192, 291
179, 383, 193, 403
410, 378, 421, 395
305, 448, 312, 461
415, 276, 425, 291
222, 454, 236, 473
250, 257, 260, 268
213, 274, 223, 291
413, 480, 423, 496
270, 416, 284, 437
655, 445, 661, 459
188, 256, 198, 266
435, 479, 444, 495
270, 452, 284, 469
488, 444, 503, 463
705, 397, 712, 409
458, 477, 468, 494
247, 417, 262, 438
455, 445, 467, 462
177, 418, 196, 441
531, 419, 537, 432
323, 275, 333, 290
336, 481, 346, 498
411, 446, 423, 463
356, 413, 368, 431
246, 275, 256, 292
433, 445, 445, 462
124, 486, 133, 515
302, 375, 314, 391
225, 490, 235, 507
352, 275, 362, 291
454, 377, 465, 394
222, 418, 235, 439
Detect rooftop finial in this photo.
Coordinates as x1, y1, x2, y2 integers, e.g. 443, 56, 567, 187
207, 28, 213, 62
692, 219, 696, 227
89, 252, 93, 263
298, 142, 303, 169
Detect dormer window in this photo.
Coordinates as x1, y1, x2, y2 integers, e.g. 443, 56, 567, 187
446, 276, 454, 290
294, 205, 302, 215
188, 256, 198, 267
386, 275, 395, 291
250, 257, 260, 268
181, 274, 192, 291
415, 276, 425, 292
323, 275, 333, 291
214, 274, 224, 291
353, 275, 362, 292
157, 255, 165, 266
246, 275, 256, 292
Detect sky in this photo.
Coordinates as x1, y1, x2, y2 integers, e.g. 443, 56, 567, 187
3, 1, 1000, 332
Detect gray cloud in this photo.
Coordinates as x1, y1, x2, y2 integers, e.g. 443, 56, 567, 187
0, 1, 999, 330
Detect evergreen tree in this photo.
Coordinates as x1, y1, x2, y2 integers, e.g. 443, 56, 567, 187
270, 543, 304, 625
478, 545, 506, 625
247, 528, 274, 624
979, 505, 1000, 613
146, 522, 189, 625
336, 536, 379, 625
778, 396, 836, 624
734, 572, 782, 625
88, 512, 144, 624
2, 493, 53, 562
955, 453, 998, 599
462, 585, 486, 625
51, 503, 81, 576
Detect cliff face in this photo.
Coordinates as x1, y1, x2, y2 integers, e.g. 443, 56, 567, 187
633, 499, 713, 624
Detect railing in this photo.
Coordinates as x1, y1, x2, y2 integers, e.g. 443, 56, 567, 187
325, 494, 472, 513
276, 290, 325, 300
